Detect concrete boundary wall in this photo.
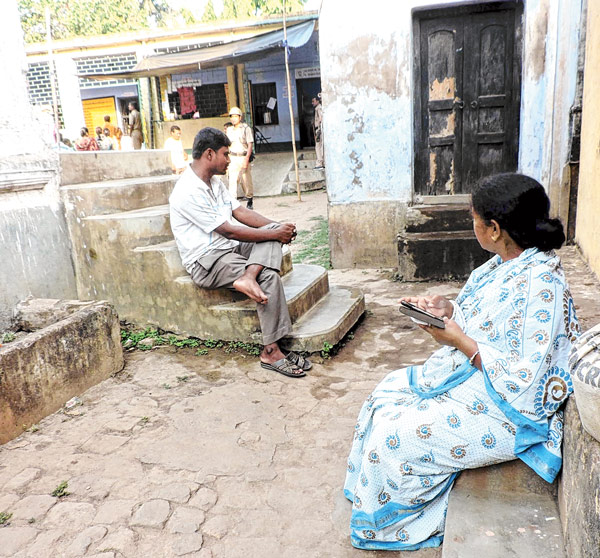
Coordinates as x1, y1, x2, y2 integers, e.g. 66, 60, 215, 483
0, 302, 124, 444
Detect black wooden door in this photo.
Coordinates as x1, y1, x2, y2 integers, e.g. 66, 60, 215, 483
414, 5, 521, 195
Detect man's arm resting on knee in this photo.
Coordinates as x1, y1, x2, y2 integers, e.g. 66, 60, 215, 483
214, 217, 295, 244
232, 206, 274, 228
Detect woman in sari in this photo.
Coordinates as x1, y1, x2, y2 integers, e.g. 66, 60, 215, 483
74, 127, 99, 151
344, 173, 580, 551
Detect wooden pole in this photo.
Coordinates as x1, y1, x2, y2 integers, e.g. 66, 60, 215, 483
45, 7, 60, 144
283, 0, 302, 201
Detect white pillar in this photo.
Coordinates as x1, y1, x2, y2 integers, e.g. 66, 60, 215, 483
55, 56, 85, 141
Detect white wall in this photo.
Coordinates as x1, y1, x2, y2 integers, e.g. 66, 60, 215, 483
0, 1, 77, 329
320, 0, 582, 207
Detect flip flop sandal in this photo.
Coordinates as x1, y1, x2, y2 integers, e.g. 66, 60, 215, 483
286, 351, 313, 371
260, 358, 306, 378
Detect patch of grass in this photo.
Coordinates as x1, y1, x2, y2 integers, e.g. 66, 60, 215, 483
162, 383, 172, 390
320, 341, 334, 359
139, 416, 149, 425
223, 340, 261, 356
121, 328, 166, 349
176, 375, 190, 383
293, 215, 331, 269
121, 327, 259, 358
1, 332, 15, 344
0, 511, 12, 525
51, 481, 70, 498
168, 335, 201, 349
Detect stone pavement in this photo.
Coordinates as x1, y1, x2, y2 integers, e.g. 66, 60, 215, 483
1, 190, 599, 557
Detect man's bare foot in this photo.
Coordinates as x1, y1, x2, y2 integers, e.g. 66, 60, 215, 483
260, 343, 286, 364
233, 275, 268, 304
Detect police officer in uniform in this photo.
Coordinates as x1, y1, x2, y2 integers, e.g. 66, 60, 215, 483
226, 107, 254, 209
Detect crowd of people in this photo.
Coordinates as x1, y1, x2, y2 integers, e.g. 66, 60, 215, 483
61, 102, 142, 152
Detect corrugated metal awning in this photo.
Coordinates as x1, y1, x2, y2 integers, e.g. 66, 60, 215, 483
81, 20, 316, 80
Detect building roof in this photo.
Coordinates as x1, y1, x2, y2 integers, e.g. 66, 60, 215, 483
82, 20, 316, 79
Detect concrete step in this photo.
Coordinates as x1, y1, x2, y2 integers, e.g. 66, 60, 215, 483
443, 461, 564, 558
285, 286, 365, 352
406, 204, 473, 234
297, 159, 320, 170
281, 178, 326, 195
84, 204, 172, 249
298, 150, 317, 160
134, 240, 294, 281
61, 174, 177, 216
210, 263, 329, 325
398, 230, 490, 281
59, 150, 172, 185
149, 264, 338, 345
287, 169, 325, 182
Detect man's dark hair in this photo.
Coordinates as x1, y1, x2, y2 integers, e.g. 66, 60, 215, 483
129, 101, 139, 111
170, 125, 181, 133
192, 127, 231, 159
104, 115, 111, 122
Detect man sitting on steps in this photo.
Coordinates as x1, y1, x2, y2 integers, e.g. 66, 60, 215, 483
169, 127, 312, 378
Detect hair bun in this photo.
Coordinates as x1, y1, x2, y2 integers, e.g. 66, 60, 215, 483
535, 218, 565, 251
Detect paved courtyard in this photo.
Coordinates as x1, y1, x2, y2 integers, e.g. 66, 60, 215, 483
1, 191, 599, 557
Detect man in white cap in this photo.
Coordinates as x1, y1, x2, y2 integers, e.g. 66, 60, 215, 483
226, 107, 254, 209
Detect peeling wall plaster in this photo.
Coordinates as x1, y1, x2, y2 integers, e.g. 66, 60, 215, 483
320, 0, 582, 207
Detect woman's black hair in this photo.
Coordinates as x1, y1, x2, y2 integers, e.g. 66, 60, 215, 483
471, 173, 565, 251
80, 127, 89, 137
192, 127, 231, 159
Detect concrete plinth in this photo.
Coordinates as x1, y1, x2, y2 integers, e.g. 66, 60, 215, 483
0, 301, 123, 444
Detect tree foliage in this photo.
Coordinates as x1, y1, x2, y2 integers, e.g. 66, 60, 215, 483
18, 0, 177, 43
207, 0, 307, 22
18, 0, 309, 43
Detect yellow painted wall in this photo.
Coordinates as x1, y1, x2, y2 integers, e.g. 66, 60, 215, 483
576, 2, 600, 277
82, 97, 116, 135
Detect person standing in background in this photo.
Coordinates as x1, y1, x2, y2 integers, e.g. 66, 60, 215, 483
103, 115, 122, 149
128, 101, 143, 150
312, 94, 324, 170
226, 107, 254, 209
164, 125, 189, 174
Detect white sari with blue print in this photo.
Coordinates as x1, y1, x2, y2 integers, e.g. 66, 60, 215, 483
344, 248, 579, 550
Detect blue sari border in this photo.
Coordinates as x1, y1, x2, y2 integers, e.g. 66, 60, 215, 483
350, 532, 444, 551
408, 361, 477, 399
480, 364, 559, 482
348, 473, 459, 531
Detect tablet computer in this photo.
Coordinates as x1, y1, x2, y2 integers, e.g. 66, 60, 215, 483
399, 301, 446, 328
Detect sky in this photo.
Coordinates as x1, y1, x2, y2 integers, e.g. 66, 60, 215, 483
167, 0, 322, 19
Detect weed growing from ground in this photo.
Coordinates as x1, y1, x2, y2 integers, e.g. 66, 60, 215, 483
51, 481, 70, 498
1, 332, 15, 344
0, 511, 12, 525
176, 375, 190, 383
293, 216, 331, 269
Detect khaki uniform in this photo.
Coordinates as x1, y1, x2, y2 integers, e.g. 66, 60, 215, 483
227, 123, 254, 199
128, 109, 143, 149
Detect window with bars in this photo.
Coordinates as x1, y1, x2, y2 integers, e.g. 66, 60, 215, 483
251, 83, 279, 126
167, 83, 228, 118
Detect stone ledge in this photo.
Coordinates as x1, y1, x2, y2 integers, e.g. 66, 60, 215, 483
0, 301, 124, 444
558, 396, 600, 558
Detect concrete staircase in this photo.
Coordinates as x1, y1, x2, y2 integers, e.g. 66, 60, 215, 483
281, 150, 326, 194
398, 198, 490, 281
59, 151, 363, 352
443, 460, 565, 557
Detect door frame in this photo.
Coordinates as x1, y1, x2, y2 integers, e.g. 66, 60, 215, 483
411, 1, 524, 201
